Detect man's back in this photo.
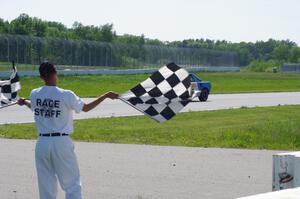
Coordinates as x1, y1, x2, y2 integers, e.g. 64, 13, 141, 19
30, 86, 84, 134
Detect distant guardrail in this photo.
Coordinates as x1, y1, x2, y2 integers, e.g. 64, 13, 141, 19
282, 63, 300, 73
0, 66, 240, 78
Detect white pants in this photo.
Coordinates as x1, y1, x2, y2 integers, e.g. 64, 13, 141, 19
35, 136, 82, 199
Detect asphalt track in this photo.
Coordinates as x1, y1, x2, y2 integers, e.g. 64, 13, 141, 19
0, 138, 283, 199
0, 92, 297, 198
1, 92, 300, 124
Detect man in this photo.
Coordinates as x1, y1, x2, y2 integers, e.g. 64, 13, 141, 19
18, 62, 118, 199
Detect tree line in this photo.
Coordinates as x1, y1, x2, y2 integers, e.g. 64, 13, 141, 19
1, 13, 300, 68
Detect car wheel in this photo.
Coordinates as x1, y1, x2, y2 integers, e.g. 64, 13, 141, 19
198, 89, 209, 102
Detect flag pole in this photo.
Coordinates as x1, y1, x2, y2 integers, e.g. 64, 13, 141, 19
118, 97, 146, 115
0, 102, 18, 109
12, 61, 15, 70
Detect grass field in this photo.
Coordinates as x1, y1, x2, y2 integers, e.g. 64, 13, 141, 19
1, 105, 300, 150
0, 62, 116, 71
18, 72, 300, 98
0, 62, 156, 71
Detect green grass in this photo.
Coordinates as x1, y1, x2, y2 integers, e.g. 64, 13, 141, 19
18, 72, 300, 98
199, 72, 300, 93
0, 62, 157, 71
1, 105, 300, 150
19, 74, 148, 97
0, 62, 38, 71
0, 63, 110, 71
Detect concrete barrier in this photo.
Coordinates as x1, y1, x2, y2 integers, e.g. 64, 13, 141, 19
0, 66, 240, 78
237, 187, 300, 199
273, 152, 300, 191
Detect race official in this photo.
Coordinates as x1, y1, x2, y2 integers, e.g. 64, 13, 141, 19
18, 62, 118, 199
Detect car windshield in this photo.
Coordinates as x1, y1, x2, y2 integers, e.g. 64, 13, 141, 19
190, 74, 201, 82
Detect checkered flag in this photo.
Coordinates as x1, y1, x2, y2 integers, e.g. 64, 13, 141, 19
120, 63, 192, 123
0, 63, 21, 108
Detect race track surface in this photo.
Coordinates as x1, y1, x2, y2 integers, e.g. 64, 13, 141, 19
0, 139, 282, 199
1, 92, 300, 124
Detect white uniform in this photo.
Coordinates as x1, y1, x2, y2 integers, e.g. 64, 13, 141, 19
30, 86, 85, 199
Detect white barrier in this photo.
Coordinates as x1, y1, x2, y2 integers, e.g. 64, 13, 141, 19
237, 187, 300, 199
0, 66, 240, 78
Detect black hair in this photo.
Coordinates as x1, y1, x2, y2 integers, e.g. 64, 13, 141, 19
39, 62, 57, 78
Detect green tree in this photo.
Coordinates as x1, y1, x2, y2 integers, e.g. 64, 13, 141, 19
0, 18, 6, 33
10, 13, 33, 35
100, 24, 114, 42
2, 13, 300, 67
272, 45, 290, 61
289, 47, 300, 63
32, 17, 47, 37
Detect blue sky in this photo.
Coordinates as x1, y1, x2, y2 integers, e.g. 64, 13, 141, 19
1, 0, 299, 44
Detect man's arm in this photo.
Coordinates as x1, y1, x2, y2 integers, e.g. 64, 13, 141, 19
82, 91, 118, 112
17, 98, 31, 109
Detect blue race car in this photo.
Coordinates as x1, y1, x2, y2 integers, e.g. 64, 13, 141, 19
189, 73, 211, 101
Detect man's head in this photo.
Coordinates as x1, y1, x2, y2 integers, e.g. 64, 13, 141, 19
39, 62, 57, 85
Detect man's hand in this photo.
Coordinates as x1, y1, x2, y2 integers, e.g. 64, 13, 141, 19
105, 91, 119, 100
17, 98, 26, 106
17, 98, 31, 108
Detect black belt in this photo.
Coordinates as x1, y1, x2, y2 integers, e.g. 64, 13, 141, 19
39, 133, 69, 137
